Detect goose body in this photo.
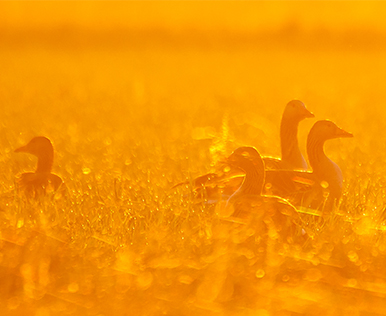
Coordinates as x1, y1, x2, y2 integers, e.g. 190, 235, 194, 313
223, 147, 305, 243
15, 136, 63, 198
265, 120, 353, 213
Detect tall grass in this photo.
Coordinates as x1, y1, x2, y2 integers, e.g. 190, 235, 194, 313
1, 33, 386, 315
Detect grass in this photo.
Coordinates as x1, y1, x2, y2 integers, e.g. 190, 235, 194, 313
1, 29, 386, 315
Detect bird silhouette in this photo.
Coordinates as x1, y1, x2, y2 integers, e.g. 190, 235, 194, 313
265, 120, 353, 214
222, 147, 306, 244
15, 136, 64, 199
263, 100, 314, 171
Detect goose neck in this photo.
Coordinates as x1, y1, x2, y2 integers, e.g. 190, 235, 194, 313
238, 162, 264, 196
36, 152, 54, 173
307, 136, 327, 173
280, 118, 300, 158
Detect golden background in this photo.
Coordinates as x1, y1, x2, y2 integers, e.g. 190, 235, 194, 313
1, 2, 386, 315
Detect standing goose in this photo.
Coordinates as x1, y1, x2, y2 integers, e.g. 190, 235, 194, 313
15, 136, 63, 198
223, 147, 305, 243
306, 120, 353, 210
264, 100, 314, 171
223, 100, 314, 183
265, 120, 353, 213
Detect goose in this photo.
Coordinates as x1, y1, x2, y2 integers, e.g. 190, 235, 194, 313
15, 136, 63, 198
174, 100, 314, 201
263, 99, 314, 171
265, 120, 353, 213
223, 147, 306, 244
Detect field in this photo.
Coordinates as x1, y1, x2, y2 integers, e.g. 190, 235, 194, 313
2, 2, 386, 316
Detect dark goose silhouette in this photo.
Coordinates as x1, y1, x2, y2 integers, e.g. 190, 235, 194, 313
222, 147, 306, 244
15, 136, 63, 198
263, 100, 314, 171
265, 120, 353, 214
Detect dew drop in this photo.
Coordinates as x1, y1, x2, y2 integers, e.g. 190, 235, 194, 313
256, 269, 265, 278
321, 181, 329, 189
82, 167, 91, 175
282, 274, 290, 282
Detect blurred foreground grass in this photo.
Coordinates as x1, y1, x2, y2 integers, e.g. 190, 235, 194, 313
1, 30, 386, 315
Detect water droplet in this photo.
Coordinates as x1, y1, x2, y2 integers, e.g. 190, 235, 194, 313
82, 167, 91, 175
348, 250, 359, 262
17, 219, 24, 228
256, 269, 265, 278
321, 181, 329, 189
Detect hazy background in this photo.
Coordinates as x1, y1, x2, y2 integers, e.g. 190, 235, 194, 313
2, 1, 385, 188
1, 2, 385, 31
2, 2, 386, 316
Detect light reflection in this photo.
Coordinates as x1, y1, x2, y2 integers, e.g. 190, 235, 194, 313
1, 1, 386, 316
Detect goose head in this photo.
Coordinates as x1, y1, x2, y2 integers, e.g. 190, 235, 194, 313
227, 147, 266, 196
282, 100, 314, 123
15, 136, 55, 173
15, 136, 53, 157
308, 120, 353, 142
226, 147, 265, 174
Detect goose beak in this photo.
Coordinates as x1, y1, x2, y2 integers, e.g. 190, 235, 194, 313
336, 127, 353, 138
303, 108, 315, 118
14, 145, 28, 153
